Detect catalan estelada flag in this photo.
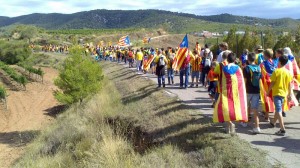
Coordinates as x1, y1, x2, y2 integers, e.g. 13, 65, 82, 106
143, 53, 156, 71
260, 59, 290, 112
172, 34, 188, 71
260, 59, 276, 113
118, 36, 130, 46
213, 63, 248, 123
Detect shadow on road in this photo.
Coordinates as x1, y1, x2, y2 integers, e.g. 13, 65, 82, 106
0, 130, 40, 148
44, 105, 67, 118
252, 137, 300, 154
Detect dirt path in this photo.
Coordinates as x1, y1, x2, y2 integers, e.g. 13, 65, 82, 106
0, 67, 59, 167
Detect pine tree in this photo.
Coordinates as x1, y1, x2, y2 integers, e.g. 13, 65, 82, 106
239, 28, 252, 54
263, 29, 276, 49
224, 27, 237, 51
54, 45, 104, 105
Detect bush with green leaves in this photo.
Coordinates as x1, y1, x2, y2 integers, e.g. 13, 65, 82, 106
0, 40, 32, 64
54, 45, 103, 105
0, 85, 6, 100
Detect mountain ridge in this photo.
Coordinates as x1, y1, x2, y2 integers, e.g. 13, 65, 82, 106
0, 9, 299, 31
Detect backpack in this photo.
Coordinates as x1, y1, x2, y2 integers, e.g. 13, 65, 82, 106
247, 65, 261, 87
158, 55, 165, 66
204, 57, 211, 67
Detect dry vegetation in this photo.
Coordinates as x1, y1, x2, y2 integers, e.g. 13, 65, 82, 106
14, 62, 271, 168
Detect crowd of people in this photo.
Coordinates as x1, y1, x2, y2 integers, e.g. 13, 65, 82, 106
85, 42, 300, 136
38, 44, 69, 53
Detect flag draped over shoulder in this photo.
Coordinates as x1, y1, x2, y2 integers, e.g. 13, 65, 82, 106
172, 35, 188, 71
118, 36, 130, 46
189, 50, 195, 60
213, 64, 248, 123
260, 60, 276, 113
143, 54, 156, 71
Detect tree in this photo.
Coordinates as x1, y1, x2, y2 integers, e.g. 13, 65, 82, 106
263, 29, 276, 49
11, 25, 38, 43
54, 45, 104, 105
294, 25, 300, 54
273, 33, 295, 52
239, 28, 252, 54
224, 27, 237, 51
0, 40, 32, 64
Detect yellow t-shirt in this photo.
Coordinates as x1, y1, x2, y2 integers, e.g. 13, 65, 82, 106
136, 52, 144, 61
270, 67, 293, 97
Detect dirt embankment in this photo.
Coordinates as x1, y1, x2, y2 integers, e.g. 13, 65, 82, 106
0, 67, 59, 167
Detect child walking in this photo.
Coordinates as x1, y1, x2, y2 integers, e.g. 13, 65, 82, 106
206, 61, 218, 107
243, 52, 262, 134
267, 55, 293, 136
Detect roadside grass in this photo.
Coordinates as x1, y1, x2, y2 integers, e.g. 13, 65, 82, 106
14, 61, 271, 168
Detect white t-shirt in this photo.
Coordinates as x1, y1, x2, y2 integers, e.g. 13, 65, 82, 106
217, 50, 230, 63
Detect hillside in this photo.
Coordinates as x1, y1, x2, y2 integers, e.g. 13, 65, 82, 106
197, 13, 300, 29
0, 9, 299, 32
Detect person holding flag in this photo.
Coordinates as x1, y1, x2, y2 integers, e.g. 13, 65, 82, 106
172, 34, 190, 89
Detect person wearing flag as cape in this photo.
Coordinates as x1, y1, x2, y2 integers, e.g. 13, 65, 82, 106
213, 52, 248, 134
259, 49, 280, 121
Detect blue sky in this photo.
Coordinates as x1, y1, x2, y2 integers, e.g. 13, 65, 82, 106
1, 0, 300, 19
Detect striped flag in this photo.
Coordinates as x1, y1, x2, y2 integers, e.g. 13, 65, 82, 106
213, 64, 248, 123
118, 36, 130, 46
260, 60, 276, 113
172, 34, 189, 71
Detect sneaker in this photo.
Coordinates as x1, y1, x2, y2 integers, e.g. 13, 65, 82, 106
189, 84, 194, 88
252, 127, 261, 134
275, 129, 286, 136
240, 122, 248, 128
282, 112, 286, 117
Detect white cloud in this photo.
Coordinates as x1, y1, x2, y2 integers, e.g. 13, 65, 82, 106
0, 0, 299, 19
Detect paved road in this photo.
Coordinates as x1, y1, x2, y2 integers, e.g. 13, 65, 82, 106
117, 62, 300, 168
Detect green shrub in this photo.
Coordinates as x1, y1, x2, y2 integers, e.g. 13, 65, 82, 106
0, 40, 32, 64
0, 85, 6, 99
54, 45, 103, 105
